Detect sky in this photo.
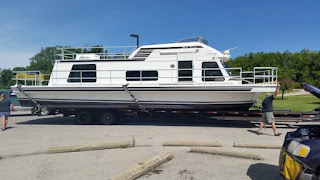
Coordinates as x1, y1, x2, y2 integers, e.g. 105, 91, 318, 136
0, 0, 319, 69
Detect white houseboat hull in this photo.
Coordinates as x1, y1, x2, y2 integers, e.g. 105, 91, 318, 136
12, 85, 273, 111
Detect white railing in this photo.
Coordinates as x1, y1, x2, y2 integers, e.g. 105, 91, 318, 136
12, 67, 277, 86
12, 71, 50, 86
56, 46, 137, 60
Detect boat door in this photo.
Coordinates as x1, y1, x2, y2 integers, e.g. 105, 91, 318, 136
177, 52, 194, 83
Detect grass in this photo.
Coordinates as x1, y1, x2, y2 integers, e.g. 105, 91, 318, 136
286, 89, 300, 93
252, 91, 320, 112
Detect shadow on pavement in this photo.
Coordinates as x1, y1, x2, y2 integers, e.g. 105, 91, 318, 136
247, 163, 281, 180
16, 115, 257, 128
10, 113, 33, 117
247, 129, 260, 135
16, 115, 307, 129
116, 117, 257, 128
4, 127, 16, 130
16, 116, 76, 125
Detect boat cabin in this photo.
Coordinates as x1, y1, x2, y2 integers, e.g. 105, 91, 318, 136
49, 37, 237, 86
14, 37, 278, 87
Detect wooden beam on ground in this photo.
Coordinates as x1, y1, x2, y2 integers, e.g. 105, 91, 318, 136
112, 151, 173, 180
233, 142, 282, 149
190, 147, 263, 160
47, 141, 134, 154
163, 141, 222, 147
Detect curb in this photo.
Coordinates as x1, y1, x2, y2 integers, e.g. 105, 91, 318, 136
47, 141, 134, 154
233, 143, 282, 149
112, 151, 173, 180
190, 147, 263, 160
163, 141, 222, 147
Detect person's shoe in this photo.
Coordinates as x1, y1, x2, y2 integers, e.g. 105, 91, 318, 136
257, 132, 262, 135
2, 128, 5, 131
275, 132, 282, 136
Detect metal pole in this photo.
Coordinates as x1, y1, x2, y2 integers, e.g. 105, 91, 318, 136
137, 35, 139, 48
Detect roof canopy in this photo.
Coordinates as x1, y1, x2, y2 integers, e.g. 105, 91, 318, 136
177, 37, 209, 45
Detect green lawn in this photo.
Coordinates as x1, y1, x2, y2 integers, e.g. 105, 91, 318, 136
252, 92, 320, 112
286, 89, 301, 93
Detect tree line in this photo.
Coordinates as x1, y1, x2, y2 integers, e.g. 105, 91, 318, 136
225, 49, 320, 88
1, 47, 319, 89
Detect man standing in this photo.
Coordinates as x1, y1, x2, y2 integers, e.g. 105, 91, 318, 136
0, 93, 15, 131
258, 87, 282, 136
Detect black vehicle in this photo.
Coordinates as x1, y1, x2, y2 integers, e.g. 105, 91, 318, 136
279, 126, 320, 180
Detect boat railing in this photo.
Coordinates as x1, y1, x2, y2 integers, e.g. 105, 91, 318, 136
12, 71, 50, 86
56, 46, 137, 60
12, 67, 277, 86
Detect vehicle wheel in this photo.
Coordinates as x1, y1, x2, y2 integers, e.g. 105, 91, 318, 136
100, 111, 117, 125
48, 109, 56, 115
75, 111, 94, 125
40, 108, 50, 116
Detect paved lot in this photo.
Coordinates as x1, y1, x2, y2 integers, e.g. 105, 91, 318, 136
0, 111, 310, 180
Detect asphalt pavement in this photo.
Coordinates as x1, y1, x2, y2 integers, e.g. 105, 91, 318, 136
0, 111, 311, 180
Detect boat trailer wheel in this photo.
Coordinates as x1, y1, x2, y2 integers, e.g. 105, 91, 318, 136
75, 111, 93, 125
100, 111, 116, 125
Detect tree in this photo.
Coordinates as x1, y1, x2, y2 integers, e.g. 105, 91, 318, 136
27, 45, 104, 74
0, 69, 13, 89
226, 50, 320, 87
279, 78, 295, 99
28, 47, 59, 74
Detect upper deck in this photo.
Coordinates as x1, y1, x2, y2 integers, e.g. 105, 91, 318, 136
12, 37, 278, 90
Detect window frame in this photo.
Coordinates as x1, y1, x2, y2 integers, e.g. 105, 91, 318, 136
126, 70, 158, 81
67, 64, 97, 83
202, 62, 225, 82
178, 61, 193, 82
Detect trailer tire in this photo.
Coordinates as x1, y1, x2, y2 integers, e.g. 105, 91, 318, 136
40, 108, 50, 116
75, 111, 94, 125
100, 111, 116, 125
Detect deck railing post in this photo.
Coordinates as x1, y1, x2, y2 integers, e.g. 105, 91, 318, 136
80, 70, 82, 85
34, 73, 36, 86
61, 49, 64, 60
140, 70, 142, 82
253, 68, 256, 84
276, 68, 278, 84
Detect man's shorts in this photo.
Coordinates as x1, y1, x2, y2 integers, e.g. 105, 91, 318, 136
261, 112, 275, 124
0, 112, 10, 118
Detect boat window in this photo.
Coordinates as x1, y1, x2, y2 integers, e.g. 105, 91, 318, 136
178, 61, 193, 81
67, 64, 96, 83
202, 62, 224, 81
126, 71, 158, 81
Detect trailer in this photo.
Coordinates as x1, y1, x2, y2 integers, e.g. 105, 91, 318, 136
11, 70, 320, 125
53, 106, 320, 125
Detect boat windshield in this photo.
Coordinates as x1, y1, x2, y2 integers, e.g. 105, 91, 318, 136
177, 37, 208, 45
221, 61, 230, 76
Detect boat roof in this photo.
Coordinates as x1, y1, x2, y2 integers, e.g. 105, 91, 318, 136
177, 37, 209, 45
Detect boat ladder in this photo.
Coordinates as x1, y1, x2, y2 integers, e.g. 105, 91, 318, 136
122, 84, 147, 111
17, 85, 42, 111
